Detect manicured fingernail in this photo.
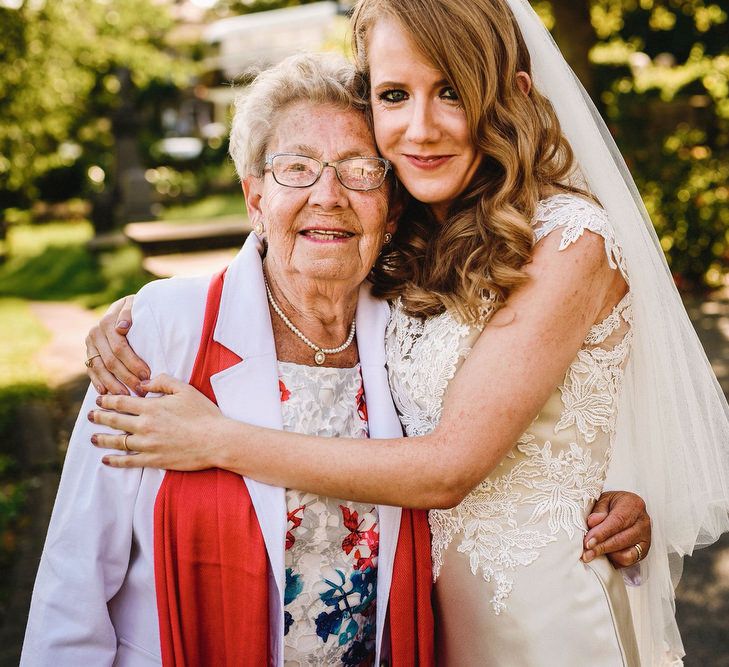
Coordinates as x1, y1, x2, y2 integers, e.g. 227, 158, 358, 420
118, 320, 130, 329
91, 434, 98, 445
96, 385, 106, 395
583, 550, 594, 562
140, 372, 150, 381
102, 457, 110, 465
96, 396, 102, 406
586, 538, 597, 549
135, 385, 146, 396
87, 410, 95, 422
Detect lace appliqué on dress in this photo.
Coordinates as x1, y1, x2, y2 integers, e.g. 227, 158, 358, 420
555, 296, 633, 444
386, 302, 479, 437
533, 193, 628, 280
387, 194, 634, 615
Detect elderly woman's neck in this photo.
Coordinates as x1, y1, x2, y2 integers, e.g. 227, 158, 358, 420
264, 268, 359, 347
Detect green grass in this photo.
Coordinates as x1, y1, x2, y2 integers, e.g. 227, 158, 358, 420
3, 221, 93, 255
0, 298, 49, 387
0, 298, 51, 438
0, 221, 150, 306
0, 298, 46, 619
161, 193, 247, 221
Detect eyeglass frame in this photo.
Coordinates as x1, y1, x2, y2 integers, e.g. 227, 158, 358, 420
263, 152, 392, 192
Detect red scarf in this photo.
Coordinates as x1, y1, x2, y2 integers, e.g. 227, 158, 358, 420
153, 269, 434, 666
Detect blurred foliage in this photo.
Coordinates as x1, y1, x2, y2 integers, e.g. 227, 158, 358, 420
0, 454, 29, 600
206, 0, 323, 17
0, 0, 194, 210
542, 0, 729, 289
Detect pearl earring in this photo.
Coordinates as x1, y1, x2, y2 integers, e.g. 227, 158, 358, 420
383, 232, 392, 244
253, 221, 264, 236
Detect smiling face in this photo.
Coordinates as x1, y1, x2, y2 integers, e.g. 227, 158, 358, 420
244, 101, 394, 292
367, 17, 482, 222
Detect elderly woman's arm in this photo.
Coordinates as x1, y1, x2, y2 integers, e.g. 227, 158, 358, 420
23, 278, 208, 664
21, 385, 140, 665
21, 296, 174, 664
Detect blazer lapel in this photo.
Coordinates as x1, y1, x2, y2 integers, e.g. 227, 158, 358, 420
208, 235, 287, 613
356, 284, 404, 663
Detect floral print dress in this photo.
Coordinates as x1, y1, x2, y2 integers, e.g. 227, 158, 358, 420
278, 361, 378, 667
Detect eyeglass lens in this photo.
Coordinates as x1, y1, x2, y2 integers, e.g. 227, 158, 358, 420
270, 154, 387, 191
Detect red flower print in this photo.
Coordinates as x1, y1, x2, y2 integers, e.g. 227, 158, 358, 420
340, 505, 379, 570
355, 373, 368, 423
286, 504, 306, 550
279, 379, 291, 402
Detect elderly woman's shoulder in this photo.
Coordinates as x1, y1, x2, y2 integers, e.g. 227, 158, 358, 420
134, 274, 211, 330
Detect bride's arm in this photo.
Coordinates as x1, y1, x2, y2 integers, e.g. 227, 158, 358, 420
92, 230, 623, 509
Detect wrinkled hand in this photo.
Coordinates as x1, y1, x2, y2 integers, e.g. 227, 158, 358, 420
88, 374, 226, 470
85, 295, 149, 396
582, 491, 651, 568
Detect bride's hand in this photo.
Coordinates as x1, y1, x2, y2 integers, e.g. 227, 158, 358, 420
88, 374, 230, 470
85, 295, 149, 396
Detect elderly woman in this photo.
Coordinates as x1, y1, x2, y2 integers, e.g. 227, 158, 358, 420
22, 53, 433, 667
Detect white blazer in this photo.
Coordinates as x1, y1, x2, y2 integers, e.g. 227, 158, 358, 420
21, 234, 405, 666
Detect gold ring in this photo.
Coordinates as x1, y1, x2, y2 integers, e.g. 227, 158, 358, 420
122, 433, 130, 452
633, 543, 643, 562
85, 353, 102, 368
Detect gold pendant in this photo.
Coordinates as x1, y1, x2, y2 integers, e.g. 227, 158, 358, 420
314, 350, 326, 365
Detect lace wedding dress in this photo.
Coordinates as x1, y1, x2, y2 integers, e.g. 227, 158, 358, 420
386, 194, 640, 666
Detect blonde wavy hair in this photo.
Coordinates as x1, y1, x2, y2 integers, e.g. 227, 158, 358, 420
352, 0, 591, 322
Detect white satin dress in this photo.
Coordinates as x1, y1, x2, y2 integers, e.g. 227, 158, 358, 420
386, 194, 641, 666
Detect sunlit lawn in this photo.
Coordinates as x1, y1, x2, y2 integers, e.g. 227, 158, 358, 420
0, 298, 50, 429
0, 221, 150, 306
161, 192, 246, 222
0, 298, 49, 589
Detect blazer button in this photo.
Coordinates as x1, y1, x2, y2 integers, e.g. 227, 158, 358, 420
379, 661, 389, 667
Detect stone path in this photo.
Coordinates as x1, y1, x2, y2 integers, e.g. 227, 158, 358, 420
2, 288, 728, 665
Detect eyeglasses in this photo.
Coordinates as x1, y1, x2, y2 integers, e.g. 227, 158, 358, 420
264, 153, 391, 191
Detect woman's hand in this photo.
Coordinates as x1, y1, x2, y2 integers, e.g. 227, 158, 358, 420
85, 295, 149, 396
88, 374, 229, 470
582, 491, 651, 568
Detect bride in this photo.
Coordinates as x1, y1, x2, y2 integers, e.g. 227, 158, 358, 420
87, 0, 729, 664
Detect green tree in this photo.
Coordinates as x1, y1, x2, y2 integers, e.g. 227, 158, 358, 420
0, 0, 192, 217
592, 0, 729, 289
539, 0, 729, 289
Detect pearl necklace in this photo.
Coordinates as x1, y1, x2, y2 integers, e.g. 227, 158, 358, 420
263, 274, 356, 365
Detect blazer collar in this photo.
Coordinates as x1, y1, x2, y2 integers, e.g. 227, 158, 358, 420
355, 284, 405, 665
214, 232, 275, 360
